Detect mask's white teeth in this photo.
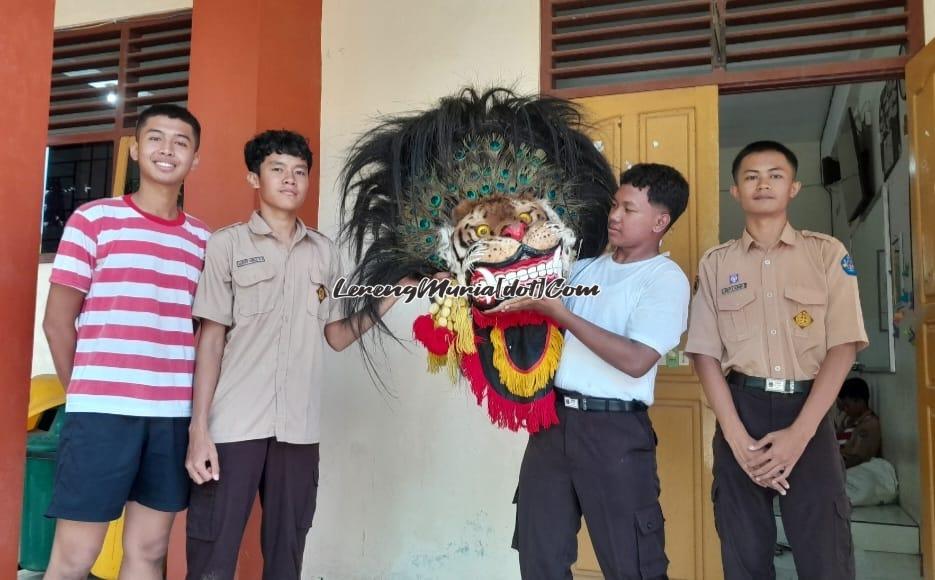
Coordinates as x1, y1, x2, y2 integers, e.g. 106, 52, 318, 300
475, 267, 497, 286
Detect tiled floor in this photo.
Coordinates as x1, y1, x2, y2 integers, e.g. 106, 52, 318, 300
20, 549, 924, 579
775, 548, 922, 579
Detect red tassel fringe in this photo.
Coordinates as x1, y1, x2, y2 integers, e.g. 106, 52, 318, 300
460, 351, 559, 433
412, 314, 453, 356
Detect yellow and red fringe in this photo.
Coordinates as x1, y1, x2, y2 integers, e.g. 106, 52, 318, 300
489, 324, 563, 398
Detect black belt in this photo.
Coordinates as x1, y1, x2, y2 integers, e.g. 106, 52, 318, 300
727, 371, 813, 395
555, 388, 648, 412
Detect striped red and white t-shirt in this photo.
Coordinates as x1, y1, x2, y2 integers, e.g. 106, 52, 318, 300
51, 196, 210, 417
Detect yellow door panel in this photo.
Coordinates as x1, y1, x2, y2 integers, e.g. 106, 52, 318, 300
907, 38, 935, 580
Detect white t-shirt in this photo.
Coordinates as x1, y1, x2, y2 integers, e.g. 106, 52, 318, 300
554, 253, 690, 405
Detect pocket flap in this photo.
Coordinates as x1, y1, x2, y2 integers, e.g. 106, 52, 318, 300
232, 263, 275, 287
785, 285, 826, 305
834, 494, 852, 519
308, 264, 325, 285
635, 502, 665, 536
716, 289, 756, 311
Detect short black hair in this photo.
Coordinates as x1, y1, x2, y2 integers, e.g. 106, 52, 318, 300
244, 130, 313, 174
731, 140, 798, 182
135, 104, 201, 150
619, 163, 689, 230
839, 377, 870, 403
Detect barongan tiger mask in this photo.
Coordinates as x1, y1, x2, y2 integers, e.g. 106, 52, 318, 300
339, 88, 615, 432
451, 194, 571, 311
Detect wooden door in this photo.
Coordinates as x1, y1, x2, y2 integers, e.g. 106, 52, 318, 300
573, 86, 721, 580
907, 39, 935, 580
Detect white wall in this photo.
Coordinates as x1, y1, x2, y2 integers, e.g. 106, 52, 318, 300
310, 1, 539, 578
821, 81, 920, 523
718, 141, 832, 242
54, 0, 191, 29
32, 265, 54, 376
927, 0, 935, 43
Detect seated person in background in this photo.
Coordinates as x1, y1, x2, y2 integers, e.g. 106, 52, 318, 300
837, 377, 897, 506
837, 377, 881, 468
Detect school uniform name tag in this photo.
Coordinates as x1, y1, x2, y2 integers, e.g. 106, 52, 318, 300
720, 282, 748, 295
563, 396, 579, 409
235, 256, 266, 268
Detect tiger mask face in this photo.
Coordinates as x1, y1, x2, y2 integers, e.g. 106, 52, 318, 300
442, 195, 575, 309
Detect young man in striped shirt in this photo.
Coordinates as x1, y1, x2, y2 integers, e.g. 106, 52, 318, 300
42, 104, 210, 580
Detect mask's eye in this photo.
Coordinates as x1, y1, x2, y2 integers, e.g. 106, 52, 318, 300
517, 212, 532, 224
475, 224, 491, 237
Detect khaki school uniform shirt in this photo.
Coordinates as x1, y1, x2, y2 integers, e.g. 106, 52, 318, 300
685, 223, 868, 380
193, 212, 342, 444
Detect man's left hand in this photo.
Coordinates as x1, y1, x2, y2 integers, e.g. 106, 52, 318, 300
492, 296, 567, 320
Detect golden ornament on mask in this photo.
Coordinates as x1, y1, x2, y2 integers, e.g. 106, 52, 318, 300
475, 224, 491, 236
518, 212, 532, 224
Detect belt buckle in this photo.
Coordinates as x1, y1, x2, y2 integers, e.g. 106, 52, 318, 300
563, 395, 580, 410
765, 378, 792, 394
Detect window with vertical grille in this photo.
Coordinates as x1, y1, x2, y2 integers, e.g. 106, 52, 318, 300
50, 11, 191, 138
541, 0, 924, 97
42, 11, 192, 255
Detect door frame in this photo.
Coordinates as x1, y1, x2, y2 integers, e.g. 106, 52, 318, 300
552, 28, 935, 580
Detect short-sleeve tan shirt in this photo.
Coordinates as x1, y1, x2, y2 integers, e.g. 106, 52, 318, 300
193, 212, 343, 444
685, 223, 868, 380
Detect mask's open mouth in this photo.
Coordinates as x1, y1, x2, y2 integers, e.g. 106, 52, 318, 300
469, 245, 562, 309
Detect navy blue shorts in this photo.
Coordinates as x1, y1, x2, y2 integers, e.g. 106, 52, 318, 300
46, 412, 190, 522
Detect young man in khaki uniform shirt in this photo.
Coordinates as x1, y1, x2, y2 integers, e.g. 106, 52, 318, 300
685, 141, 868, 580
184, 131, 413, 580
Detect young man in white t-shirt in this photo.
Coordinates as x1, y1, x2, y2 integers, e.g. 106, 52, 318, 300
500, 163, 691, 580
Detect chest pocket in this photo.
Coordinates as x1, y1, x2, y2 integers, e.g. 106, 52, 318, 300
232, 263, 277, 317
784, 285, 826, 342
716, 289, 756, 342
308, 266, 331, 321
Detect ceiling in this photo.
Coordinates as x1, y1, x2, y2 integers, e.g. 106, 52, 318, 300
719, 86, 835, 148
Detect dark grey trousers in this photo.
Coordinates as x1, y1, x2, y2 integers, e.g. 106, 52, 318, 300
186, 438, 319, 580
513, 399, 669, 580
713, 381, 854, 580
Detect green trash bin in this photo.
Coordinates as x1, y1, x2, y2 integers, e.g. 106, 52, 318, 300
19, 407, 64, 572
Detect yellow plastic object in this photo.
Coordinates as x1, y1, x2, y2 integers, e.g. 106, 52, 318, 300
91, 511, 125, 579
27, 375, 65, 431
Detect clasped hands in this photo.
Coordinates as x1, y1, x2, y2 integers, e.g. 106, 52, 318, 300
725, 425, 811, 495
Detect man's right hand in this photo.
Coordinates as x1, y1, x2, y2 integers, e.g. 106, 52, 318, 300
186, 426, 220, 484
